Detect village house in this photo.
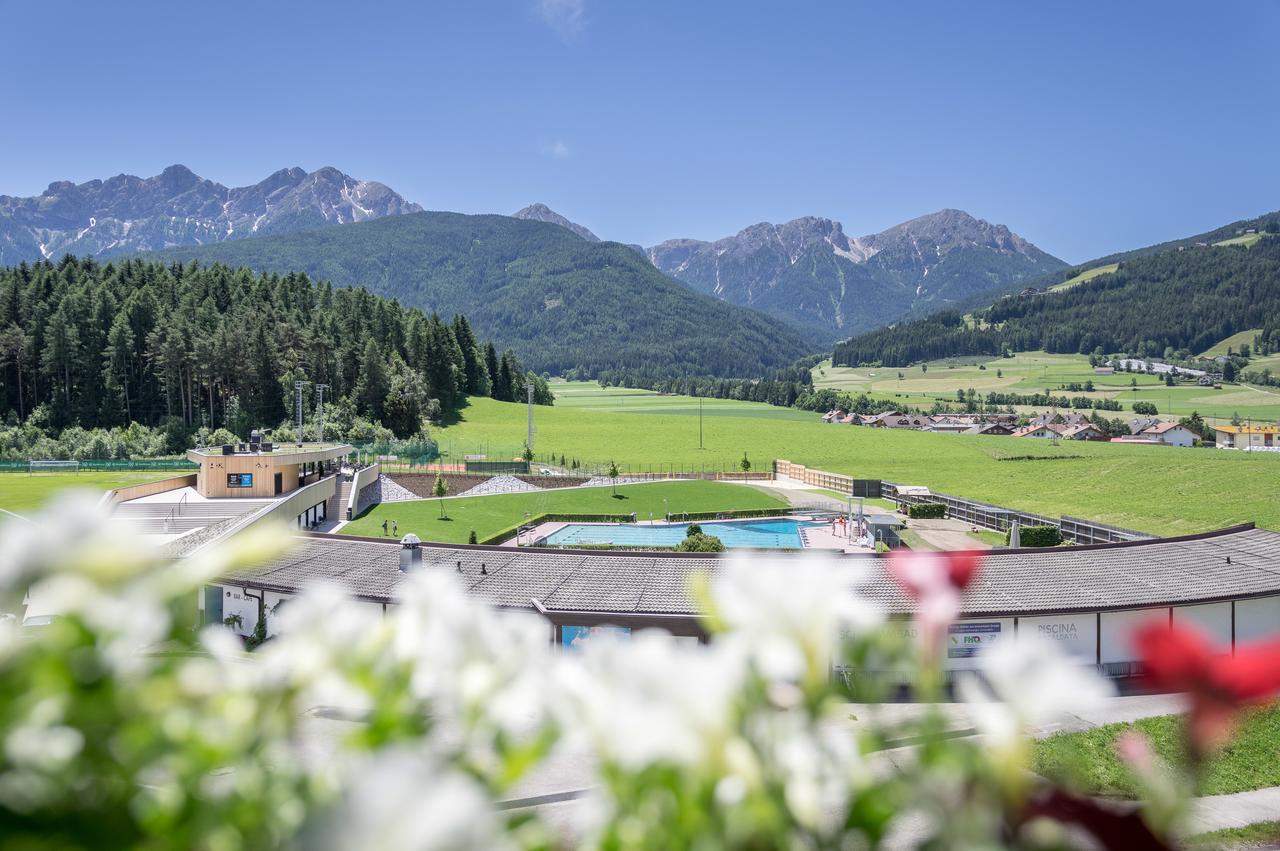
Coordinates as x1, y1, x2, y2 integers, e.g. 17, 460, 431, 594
1214, 424, 1279, 451
1136, 420, 1199, 448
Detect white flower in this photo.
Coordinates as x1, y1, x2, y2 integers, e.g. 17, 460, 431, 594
711, 553, 882, 683
958, 635, 1113, 747
555, 630, 746, 769
303, 750, 511, 851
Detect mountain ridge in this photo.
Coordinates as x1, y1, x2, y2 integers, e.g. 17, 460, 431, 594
645, 209, 1066, 341
0, 164, 421, 263
145, 211, 814, 379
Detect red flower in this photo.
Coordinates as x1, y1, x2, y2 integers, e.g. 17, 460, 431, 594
888, 549, 983, 599
1133, 621, 1280, 755
888, 551, 984, 658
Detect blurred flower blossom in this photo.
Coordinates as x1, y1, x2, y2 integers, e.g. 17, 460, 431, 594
888, 550, 982, 655
1133, 620, 1280, 756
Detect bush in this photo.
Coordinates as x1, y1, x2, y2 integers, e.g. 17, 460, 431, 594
676, 532, 726, 552
1007, 524, 1063, 548
907, 503, 946, 519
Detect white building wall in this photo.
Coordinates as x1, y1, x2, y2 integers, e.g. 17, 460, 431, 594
1100, 608, 1168, 664
1172, 602, 1232, 646
1236, 596, 1280, 643
1156, 428, 1196, 448
1019, 614, 1098, 661
218, 586, 261, 637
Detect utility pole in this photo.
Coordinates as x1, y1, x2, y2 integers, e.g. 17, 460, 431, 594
526, 382, 535, 453
316, 384, 329, 444
294, 380, 311, 444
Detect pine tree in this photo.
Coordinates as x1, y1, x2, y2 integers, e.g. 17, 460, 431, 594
484, 342, 500, 399
354, 339, 389, 420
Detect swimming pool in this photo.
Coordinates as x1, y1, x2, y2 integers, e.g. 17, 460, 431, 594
542, 518, 820, 549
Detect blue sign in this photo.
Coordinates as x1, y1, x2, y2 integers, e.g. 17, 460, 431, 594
226, 473, 254, 489
561, 625, 631, 650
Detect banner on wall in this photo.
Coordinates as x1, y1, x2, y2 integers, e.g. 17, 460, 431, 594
561, 625, 632, 650
947, 621, 1002, 658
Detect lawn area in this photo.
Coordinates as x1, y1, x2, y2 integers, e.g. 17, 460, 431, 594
0, 471, 176, 515
1188, 820, 1280, 849
433, 396, 1280, 536
342, 480, 788, 544
1031, 705, 1280, 799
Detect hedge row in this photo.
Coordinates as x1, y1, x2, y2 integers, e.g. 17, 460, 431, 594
1007, 525, 1064, 548
906, 503, 946, 519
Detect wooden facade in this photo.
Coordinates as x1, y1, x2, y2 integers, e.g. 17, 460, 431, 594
186, 444, 353, 499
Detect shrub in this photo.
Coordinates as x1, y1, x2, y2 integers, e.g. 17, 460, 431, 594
468, 530, 478, 545
676, 532, 726, 552
907, 503, 946, 519
1008, 524, 1063, 548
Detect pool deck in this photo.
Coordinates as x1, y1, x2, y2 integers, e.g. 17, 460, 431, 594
499, 515, 874, 553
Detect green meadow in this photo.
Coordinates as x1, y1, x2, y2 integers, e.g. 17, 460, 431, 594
433, 393, 1280, 536
1047, 262, 1118, 292
0, 472, 175, 515
342, 480, 787, 544
811, 351, 1280, 426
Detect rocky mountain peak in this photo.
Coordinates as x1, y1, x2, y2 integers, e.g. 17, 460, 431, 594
0, 165, 422, 263
512, 203, 601, 242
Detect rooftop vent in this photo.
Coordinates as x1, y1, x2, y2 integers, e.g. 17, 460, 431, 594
399, 533, 423, 572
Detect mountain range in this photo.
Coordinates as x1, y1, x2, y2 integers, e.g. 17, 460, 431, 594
831, 209, 1280, 368
0, 165, 420, 264
148, 212, 812, 379
508, 203, 1066, 341
0, 162, 1075, 378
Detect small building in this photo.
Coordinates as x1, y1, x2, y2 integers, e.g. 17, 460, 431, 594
1093, 366, 1115, 375
965, 423, 1015, 436
1059, 423, 1107, 441
1214, 425, 1279, 451
1110, 435, 1162, 446
1138, 421, 1199, 448
186, 441, 354, 499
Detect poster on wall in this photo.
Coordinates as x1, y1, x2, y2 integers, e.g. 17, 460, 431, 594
226, 473, 253, 489
947, 622, 1002, 658
561, 625, 631, 650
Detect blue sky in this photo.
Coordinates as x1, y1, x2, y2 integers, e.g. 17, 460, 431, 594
2, 0, 1277, 262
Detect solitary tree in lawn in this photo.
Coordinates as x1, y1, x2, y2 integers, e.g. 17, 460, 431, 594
607, 460, 620, 497
522, 444, 534, 463
433, 473, 448, 519
740, 451, 751, 473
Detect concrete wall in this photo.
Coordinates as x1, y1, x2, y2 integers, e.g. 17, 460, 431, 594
103, 473, 196, 506
1019, 613, 1098, 661
349, 463, 381, 519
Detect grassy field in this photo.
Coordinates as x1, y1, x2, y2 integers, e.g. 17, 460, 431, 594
433, 394, 1280, 536
1048, 262, 1119, 292
0, 471, 175, 515
342, 480, 788, 544
1031, 705, 1280, 798
1200, 329, 1263, 358
811, 351, 1280, 426
1213, 232, 1268, 248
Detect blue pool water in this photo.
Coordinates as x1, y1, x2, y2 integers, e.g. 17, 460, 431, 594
543, 518, 818, 549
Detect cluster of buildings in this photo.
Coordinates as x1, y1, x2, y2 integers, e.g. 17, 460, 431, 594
822, 409, 1203, 447
821, 410, 1016, 435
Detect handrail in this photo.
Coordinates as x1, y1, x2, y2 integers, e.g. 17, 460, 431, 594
163, 491, 189, 532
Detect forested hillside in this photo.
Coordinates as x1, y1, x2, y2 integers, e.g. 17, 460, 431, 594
0, 257, 550, 445
834, 228, 1280, 367
150, 212, 813, 377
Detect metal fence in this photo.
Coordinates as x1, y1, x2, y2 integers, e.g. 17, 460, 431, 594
774, 459, 1153, 544
0, 459, 198, 473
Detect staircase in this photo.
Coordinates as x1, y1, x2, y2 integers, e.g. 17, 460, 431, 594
322, 476, 352, 529
113, 499, 271, 534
